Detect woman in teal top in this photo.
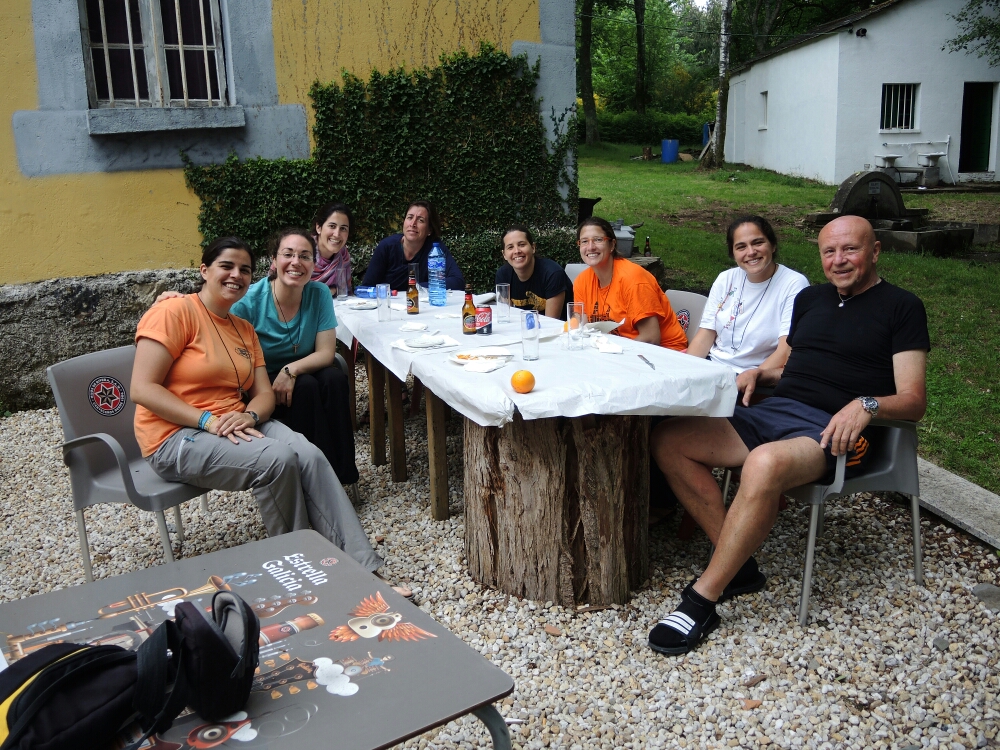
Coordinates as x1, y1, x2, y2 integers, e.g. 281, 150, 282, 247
230, 228, 358, 485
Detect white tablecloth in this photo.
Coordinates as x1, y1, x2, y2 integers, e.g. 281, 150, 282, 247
335, 292, 738, 427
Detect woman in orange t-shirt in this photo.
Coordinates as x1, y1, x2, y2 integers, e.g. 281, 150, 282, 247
131, 237, 391, 582
572, 217, 687, 350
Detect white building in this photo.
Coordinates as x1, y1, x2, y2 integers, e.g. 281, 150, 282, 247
724, 0, 999, 184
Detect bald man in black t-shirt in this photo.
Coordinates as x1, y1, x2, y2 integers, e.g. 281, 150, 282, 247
647, 215, 930, 656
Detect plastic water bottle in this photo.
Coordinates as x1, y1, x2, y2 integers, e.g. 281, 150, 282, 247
428, 243, 447, 306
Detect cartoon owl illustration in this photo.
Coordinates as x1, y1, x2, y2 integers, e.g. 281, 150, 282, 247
329, 592, 436, 642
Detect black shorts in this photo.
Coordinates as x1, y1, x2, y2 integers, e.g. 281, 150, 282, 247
727, 397, 873, 484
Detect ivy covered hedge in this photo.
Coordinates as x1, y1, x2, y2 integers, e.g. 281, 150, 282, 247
184, 44, 576, 259
578, 110, 706, 146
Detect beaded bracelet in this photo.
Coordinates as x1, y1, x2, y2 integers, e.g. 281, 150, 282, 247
198, 410, 213, 430
204, 415, 219, 433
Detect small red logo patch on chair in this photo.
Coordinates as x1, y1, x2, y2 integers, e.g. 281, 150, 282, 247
88, 376, 127, 416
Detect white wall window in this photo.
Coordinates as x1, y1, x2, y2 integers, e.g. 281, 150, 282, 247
759, 91, 768, 130
80, 0, 227, 108
880, 83, 918, 131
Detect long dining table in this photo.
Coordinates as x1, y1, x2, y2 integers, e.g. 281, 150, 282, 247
335, 290, 738, 606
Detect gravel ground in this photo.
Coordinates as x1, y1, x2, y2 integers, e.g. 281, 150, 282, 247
1, 365, 998, 749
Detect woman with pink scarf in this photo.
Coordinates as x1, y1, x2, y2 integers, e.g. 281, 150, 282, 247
312, 202, 353, 296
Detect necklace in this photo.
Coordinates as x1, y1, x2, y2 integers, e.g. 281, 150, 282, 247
271, 281, 303, 354
596, 265, 613, 318
838, 277, 881, 307
730, 270, 774, 353
197, 294, 253, 401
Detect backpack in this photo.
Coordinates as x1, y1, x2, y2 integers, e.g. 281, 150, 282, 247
0, 591, 259, 750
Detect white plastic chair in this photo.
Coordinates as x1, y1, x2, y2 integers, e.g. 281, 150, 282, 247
564, 263, 588, 283
785, 419, 922, 625
47, 345, 207, 581
665, 290, 708, 334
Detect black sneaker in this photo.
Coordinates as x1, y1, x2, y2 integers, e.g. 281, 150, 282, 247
648, 582, 720, 656
719, 556, 767, 602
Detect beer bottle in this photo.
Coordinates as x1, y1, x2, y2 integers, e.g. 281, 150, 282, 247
462, 285, 477, 335
644, 236, 652, 257
406, 268, 419, 314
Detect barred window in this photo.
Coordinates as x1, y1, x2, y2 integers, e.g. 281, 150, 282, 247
81, 0, 227, 108
880, 83, 918, 131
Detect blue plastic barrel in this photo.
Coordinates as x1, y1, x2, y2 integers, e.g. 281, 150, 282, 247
661, 139, 679, 164
703, 122, 711, 146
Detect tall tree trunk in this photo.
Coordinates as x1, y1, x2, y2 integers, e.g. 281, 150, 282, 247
701, 0, 733, 169
749, 0, 785, 55
634, 0, 647, 114
579, 0, 600, 144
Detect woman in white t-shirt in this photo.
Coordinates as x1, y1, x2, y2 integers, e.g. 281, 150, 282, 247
687, 216, 809, 384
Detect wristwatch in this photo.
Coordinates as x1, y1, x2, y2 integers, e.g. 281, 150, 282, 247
855, 396, 879, 417
246, 410, 260, 426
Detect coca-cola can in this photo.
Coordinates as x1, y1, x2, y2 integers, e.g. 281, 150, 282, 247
475, 306, 492, 335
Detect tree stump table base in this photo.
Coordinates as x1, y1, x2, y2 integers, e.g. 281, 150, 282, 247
464, 413, 649, 607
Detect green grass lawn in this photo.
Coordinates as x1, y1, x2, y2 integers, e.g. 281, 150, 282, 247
578, 143, 1000, 494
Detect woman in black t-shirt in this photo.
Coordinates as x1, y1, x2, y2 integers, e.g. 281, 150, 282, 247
495, 225, 574, 320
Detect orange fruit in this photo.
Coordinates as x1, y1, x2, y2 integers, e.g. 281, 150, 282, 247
562, 318, 580, 332
511, 370, 535, 394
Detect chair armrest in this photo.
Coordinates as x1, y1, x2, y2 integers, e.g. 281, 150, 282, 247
870, 418, 919, 433
822, 453, 847, 499
334, 352, 349, 378
62, 433, 145, 505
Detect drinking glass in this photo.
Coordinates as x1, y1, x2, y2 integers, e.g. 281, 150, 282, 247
495, 283, 511, 324
376, 283, 391, 322
566, 301, 586, 350
336, 267, 348, 301
521, 310, 540, 361
417, 283, 429, 304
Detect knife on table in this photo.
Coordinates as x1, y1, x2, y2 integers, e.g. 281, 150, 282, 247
638, 354, 655, 370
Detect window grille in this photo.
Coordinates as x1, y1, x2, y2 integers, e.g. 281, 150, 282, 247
81, 0, 227, 108
880, 83, 917, 131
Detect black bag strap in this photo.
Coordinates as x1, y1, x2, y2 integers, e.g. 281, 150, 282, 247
0, 643, 84, 706
0, 648, 135, 750
127, 620, 188, 750
211, 592, 252, 679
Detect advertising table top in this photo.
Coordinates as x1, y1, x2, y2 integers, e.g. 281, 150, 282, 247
0, 531, 514, 750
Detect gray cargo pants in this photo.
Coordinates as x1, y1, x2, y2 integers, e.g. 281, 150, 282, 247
147, 419, 382, 572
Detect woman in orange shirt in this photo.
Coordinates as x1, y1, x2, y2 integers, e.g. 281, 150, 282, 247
131, 237, 395, 583
573, 217, 687, 350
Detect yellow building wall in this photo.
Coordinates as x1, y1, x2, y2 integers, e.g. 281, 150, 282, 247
0, 1, 203, 285
1, 0, 541, 285
272, 0, 542, 139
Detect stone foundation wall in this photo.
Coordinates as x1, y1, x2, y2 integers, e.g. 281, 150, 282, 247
0, 270, 200, 411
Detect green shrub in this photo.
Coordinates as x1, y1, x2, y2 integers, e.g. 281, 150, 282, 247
183, 155, 323, 259
576, 110, 706, 146
185, 44, 576, 258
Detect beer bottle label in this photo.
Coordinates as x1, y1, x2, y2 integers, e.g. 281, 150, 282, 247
463, 315, 477, 332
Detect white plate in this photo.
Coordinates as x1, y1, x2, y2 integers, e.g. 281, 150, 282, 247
585, 319, 624, 334
405, 335, 447, 348
345, 300, 377, 310
449, 347, 514, 364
